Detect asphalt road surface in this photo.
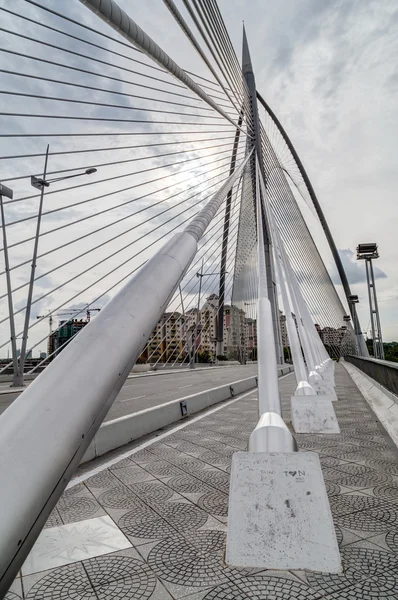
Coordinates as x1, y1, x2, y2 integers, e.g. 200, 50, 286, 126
0, 365, 257, 421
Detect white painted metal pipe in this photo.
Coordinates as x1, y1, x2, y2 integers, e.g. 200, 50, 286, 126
0, 150, 251, 595
259, 176, 315, 397
248, 160, 296, 453
256, 188, 280, 414
79, 0, 245, 134
257, 167, 319, 382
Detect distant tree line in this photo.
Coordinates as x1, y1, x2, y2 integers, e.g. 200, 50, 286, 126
366, 339, 398, 363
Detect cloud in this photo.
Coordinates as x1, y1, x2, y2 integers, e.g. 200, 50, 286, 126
1, 0, 397, 347
331, 249, 387, 285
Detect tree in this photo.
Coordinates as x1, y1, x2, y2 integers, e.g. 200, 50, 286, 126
283, 346, 291, 363
197, 350, 212, 363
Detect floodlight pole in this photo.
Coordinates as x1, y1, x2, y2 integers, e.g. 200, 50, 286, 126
369, 260, 384, 359
357, 244, 384, 360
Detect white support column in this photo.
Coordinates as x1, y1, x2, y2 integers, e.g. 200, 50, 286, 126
290, 279, 337, 399
262, 189, 314, 397
0, 150, 252, 596
257, 167, 339, 432
248, 160, 296, 453
226, 158, 341, 572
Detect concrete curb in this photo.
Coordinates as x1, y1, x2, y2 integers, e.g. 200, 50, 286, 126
341, 360, 398, 449
82, 366, 294, 463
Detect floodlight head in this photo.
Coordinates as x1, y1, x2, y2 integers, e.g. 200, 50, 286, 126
343, 315, 351, 322
0, 183, 13, 199
356, 243, 379, 260
31, 176, 49, 190
85, 168, 97, 175
349, 294, 359, 303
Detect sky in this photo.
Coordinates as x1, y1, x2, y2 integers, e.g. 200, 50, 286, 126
94, 0, 398, 340
0, 0, 397, 359
218, 0, 398, 341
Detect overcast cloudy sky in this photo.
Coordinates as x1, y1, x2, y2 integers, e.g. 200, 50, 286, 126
219, 0, 398, 340
1, 0, 397, 357
119, 0, 398, 340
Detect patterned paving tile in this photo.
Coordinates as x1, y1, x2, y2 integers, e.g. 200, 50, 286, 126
307, 543, 398, 598
56, 493, 105, 524
13, 364, 398, 599
373, 482, 398, 501
197, 489, 229, 516
203, 576, 323, 599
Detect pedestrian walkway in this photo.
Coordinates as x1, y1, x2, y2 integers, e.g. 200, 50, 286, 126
9, 364, 398, 599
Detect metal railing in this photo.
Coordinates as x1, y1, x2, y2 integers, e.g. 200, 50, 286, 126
345, 355, 398, 397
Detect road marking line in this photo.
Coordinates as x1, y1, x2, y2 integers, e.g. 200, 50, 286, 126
67, 370, 293, 488
179, 384, 193, 389
120, 394, 146, 403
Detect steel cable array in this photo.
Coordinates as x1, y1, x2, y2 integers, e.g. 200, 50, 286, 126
0, 0, 357, 382
0, 0, 249, 375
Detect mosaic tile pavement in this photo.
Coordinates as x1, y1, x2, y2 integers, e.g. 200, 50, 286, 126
8, 363, 398, 599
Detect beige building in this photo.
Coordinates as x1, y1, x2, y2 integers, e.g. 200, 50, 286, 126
140, 294, 254, 363
279, 310, 297, 347
140, 311, 185, 363
246, 317, 257, 359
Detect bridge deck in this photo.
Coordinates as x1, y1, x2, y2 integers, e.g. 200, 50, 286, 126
10, 364, 398, 600
0, 365, 258, 420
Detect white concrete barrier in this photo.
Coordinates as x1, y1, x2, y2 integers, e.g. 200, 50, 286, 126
81, 366, 293, 463
342, 360, 398, 449
131, 364, 151, 373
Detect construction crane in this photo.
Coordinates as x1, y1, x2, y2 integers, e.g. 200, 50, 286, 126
56, 308, 101, 322
36, 308, 101, 331
36, 312, 53, 333
86, 308, 101, 322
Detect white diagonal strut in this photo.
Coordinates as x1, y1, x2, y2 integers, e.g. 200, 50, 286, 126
79, 0, 246, 133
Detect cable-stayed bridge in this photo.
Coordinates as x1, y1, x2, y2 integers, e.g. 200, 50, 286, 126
0, 2, 396, 599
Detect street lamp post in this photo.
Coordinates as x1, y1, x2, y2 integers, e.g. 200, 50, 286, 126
191, 262, 225, 368
0, 182, 20, 386
16, 147, 98, 385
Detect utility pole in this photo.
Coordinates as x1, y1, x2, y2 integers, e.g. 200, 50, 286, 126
0, 183, 19, 386
191, 260, 204, 368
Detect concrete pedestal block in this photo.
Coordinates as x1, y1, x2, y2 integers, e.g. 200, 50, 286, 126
226, 452, 341, 572
322, 371, 335, 383
316, 383, 338, 401
291, 395, 340, 434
